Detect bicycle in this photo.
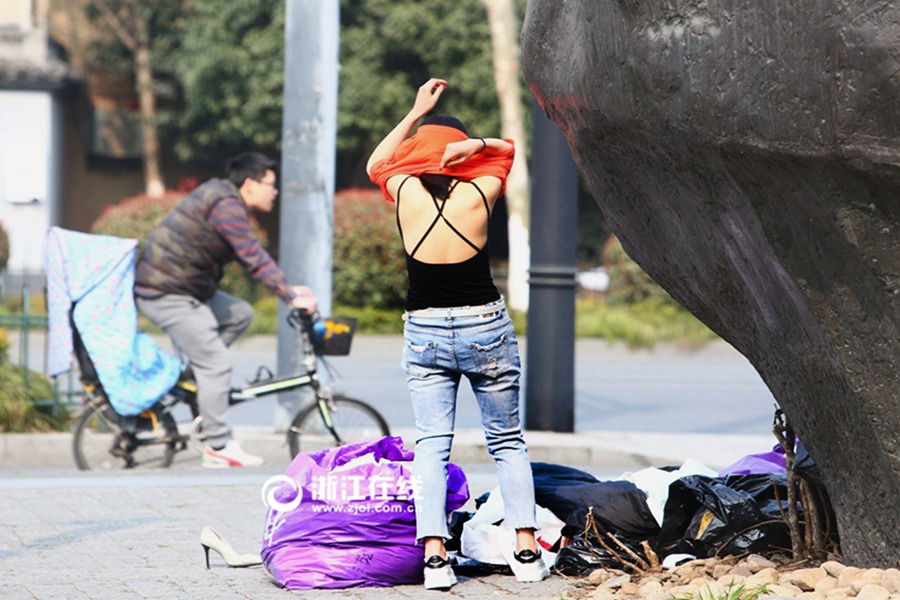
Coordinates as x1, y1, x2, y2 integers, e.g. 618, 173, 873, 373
71, 310, 390, 470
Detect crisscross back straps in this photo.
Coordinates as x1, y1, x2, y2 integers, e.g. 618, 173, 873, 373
402, 180, 490, 259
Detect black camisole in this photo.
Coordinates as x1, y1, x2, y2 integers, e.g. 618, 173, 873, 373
396, 177, 500, 311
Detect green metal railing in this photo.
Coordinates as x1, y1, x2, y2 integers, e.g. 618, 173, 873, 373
0, 287, 80, 411
0, 288, 46, 390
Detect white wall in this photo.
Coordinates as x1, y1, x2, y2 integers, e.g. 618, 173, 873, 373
0, 0, 33, 30
0, 90, 57, 274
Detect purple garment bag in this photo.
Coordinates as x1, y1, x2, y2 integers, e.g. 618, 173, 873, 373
262, 436, 468, 589
718, 444, 786, 476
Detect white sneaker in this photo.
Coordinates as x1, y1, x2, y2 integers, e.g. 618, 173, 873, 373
423, 555, 457, 590
509, 549, 550, 582
202, 440, 264, 468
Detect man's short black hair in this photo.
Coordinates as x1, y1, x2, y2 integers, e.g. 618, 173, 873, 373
226, 152, 278, 187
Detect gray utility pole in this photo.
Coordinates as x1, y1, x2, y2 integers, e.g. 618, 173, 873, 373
524, 98, 579, 432
275, 0, 339, 431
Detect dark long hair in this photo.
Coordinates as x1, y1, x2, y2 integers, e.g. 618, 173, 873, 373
419, 115, 467, 200
420, 173, 455, 200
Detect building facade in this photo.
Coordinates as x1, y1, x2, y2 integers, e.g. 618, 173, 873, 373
0, 0, 70, 293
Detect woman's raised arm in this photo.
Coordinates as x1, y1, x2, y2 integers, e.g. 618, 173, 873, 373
366, 78, 447, 176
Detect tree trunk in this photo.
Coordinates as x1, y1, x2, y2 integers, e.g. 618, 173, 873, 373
522, 0, 900, 566
90, 0, 165, 197
481, 0, 530, 312
133, 10, 164, 197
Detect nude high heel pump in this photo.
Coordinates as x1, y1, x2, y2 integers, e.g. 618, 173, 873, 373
200, 526, 262, 568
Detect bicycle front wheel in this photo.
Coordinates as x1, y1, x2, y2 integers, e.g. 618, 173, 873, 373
73, 398, 179, 470
287, 395, 390, 458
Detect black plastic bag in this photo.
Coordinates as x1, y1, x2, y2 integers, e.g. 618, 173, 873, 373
658, 474, 794, 558
554, 481, 660, 541
531, 462, 659, 541
792, 440, 825, 488
446, 510, 473, 553
554, 532, 652, 575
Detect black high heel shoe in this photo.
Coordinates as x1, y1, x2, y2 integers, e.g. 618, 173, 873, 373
200, 526, 262, 568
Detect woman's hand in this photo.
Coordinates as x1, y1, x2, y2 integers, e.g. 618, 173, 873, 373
366, 78, 447, 176
440, 138, 483, 169
412, 78, 447, 119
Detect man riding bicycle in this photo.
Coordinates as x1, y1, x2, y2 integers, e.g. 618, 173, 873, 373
134, 152, 317, 468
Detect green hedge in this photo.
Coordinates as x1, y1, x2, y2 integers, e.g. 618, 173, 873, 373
333, 188, 406, 310
0, 219, 9, 272
0, 328, 8, 364
602, 234, 676, 305
91, 189, 269, 303
0, 329, 68, 432
93, 186, 416, 312
0, 366, 66, 432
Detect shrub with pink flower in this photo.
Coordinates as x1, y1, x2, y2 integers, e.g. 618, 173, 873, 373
91, 189, 269, 302
333, 188, 406, 310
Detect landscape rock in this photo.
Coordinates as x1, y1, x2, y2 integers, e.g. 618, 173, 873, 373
599, 574, 632, 589
882, 569, 900, 594
863, 569, 887, 585
791, 568, 829, 591
588, 569, 612, 585
748, 568, 781, 586
745, 555, 779, 573
856, 584, 891, 600
822, 561, 847, 578
814, 576, 838, 595
522, 0, 900, 567
840, 567, 866, 588
712, 564, 733, 579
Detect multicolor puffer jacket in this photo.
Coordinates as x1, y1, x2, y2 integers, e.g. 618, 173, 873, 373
135, 178, 240, 301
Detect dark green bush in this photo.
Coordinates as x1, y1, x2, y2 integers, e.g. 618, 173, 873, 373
0, 219, 9, 272
602, 234, 677, 305
0, 345, 68, 432
596, 235, 717, 346
91, 191, 184, 240
91, 189, 269, 302
0, 329, 67, 432
333, 188, 406, 310
1, 290, 47, 315
332, 303, 404, 334
0, 328, 8, 365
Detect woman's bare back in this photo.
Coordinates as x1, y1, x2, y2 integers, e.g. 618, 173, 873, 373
390, 175, 502, 264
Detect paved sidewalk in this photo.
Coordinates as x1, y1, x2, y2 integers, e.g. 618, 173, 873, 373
0, 465, 594, 600
1, 331, 780, 598
0, 427, 775, 600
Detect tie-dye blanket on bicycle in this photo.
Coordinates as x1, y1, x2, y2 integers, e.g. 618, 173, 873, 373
45, 226, 182, 416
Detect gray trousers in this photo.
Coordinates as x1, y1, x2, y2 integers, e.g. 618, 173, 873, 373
136, 292, 253, 442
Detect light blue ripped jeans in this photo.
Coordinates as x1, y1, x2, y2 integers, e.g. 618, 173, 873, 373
402, 299, 538, 542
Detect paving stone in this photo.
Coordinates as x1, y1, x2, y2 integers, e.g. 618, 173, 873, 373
0, 468, 586, 599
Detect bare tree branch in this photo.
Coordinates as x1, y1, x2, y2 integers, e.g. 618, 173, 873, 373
584, 507, 650, 574
90, 0, 137, 52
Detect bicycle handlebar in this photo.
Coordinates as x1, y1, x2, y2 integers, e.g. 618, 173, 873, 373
287, 308, 318, 329
287, 308, 357, 362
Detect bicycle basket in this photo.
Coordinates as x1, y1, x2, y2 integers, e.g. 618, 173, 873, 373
312, 316, 358, 356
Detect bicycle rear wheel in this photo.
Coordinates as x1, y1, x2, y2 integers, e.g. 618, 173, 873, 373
73, 398, 179, 470
287, 394, 390, 458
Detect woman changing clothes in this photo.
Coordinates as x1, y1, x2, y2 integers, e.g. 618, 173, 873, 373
366, 78, 550, 591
